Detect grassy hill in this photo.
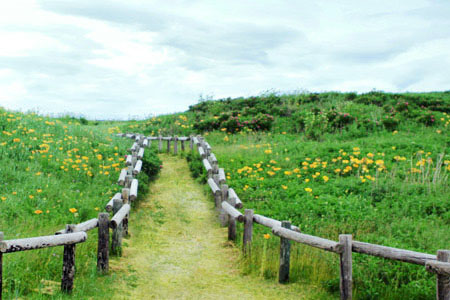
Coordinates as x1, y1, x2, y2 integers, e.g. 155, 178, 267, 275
121, 91, 449, 299
1, 90, 449, 299
0, 108, 160, 298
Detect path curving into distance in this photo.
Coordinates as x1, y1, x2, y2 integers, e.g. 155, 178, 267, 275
110, 154, 326, 299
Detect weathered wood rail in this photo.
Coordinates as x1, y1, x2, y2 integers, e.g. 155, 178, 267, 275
0, 133, 156, 298
156, 133, 448, 300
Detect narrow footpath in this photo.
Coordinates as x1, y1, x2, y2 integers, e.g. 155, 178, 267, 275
111, 154, 323, 299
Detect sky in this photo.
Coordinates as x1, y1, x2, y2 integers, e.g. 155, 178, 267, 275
0, 0, 449, 119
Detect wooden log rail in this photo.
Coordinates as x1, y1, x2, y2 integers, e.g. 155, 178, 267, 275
55, 218, 99, 235
0, 232, 87, 295
190, 134, 449, 300
0, 134, 152, 297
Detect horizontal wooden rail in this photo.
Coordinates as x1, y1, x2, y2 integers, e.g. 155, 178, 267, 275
0, 232, 87, 253
221, 202, 244, 222
110, 204, 131, 229
137, 148, 145, 159
133, 160, 143, 175
55, 218, 98, 235
130, 179, 138, 201
272, 226, 342, 253
253, 214, 300, 232
117, 169, 127, 186
228, 188, 243, 209
106, 193, 122, 211
352, 241, 437, 266
207, 178, 220, 195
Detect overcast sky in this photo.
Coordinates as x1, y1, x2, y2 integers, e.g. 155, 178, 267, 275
0, 0, 449, 119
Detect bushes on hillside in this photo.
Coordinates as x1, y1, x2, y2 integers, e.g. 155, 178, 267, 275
193, 113, 274, 133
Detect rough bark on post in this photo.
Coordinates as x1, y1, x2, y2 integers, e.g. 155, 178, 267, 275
158, 135, 162, 152
97, 213, 109, 273
243, 209, 254, 256
219, 184, 228, 227
279, 221, 291, 283
61, 225, 76, 293
437, 250, 450, 300
174, 136, 178, 154
122, 188, 130, 204
0, 232, 3, 300
189, 135, 193, 150
167, 139, 171, 153
125, 175, 133, 188
228, 197, 236, 241
111, 199, 123, 256
181, 139, 185, 151
339, 234, 353, 300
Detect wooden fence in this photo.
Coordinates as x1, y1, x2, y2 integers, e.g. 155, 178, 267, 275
0, 133, 151, 298
132, 133, 450, 300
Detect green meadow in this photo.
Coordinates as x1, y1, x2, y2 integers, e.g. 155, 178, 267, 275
1, 90, 449, 299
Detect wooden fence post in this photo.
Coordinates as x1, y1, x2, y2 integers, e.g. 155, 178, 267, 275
243, 209, 254, 256
181, 139, 185, 151
339, 234, 353, 300
0, 232, 3, 300
228, 195, 236, 241
437, 250, 450, 300
125, 175, 133, 188
158, 135, 162, 152
219, 184, 228, 227
61, 225, 76, 293
174, 136, 178, 155
97, 213, 109, 273
279, 221, 291, 283
189, 135, 193, 150
167, 138, 171, 153
111, 199, 123, 256
122, 188, 130, 204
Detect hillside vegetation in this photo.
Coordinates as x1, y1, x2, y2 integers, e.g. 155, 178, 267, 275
0, 109, 161, 298
122, 91, 449, 299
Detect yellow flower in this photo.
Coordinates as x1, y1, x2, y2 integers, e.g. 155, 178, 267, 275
264, 234, 270, 239
69, 208, 77, 213
13, 138, 20, 142
304, 187, 312, 193
304, 178, 310, 183
29, 195, 34, 199
34, 210, 43, 214
264, 149, 272, 154
1, 196, 6, 201
284, 171, 292, 176
223, 136, 229, 142
281, 185, 288, 190
37, 189, 42, 193
322, 175, 329, 182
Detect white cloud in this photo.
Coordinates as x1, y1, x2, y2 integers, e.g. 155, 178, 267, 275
0, 0, 448, 119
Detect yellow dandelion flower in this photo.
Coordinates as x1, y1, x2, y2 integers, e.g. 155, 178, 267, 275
34, 210, 43, 214
69, 208, 77, 213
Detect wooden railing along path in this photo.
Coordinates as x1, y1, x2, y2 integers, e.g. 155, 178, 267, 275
123, 133, 450, 300
0, 133, 151, 298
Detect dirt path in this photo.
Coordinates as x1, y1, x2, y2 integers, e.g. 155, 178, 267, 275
111, 154, 324, 299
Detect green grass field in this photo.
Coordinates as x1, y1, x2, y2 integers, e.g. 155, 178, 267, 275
1, 90, 449, 299
0, 109, 160, 298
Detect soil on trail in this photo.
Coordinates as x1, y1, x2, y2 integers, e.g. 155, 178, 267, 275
110, 154, 324, 299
